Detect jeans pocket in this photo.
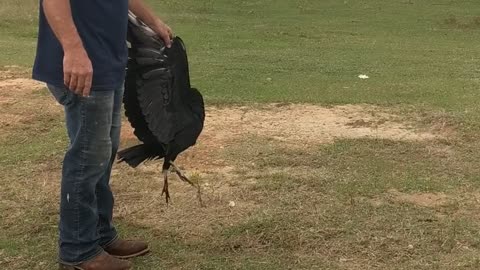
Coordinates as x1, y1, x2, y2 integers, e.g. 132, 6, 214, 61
47, 84, 74, 106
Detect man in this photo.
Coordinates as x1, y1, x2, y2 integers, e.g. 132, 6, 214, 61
32, 0, 172, 269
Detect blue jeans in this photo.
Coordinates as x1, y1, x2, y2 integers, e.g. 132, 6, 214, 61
47, 85, 124, 264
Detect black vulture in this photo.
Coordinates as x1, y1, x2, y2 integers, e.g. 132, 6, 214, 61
118, 13, 205, 204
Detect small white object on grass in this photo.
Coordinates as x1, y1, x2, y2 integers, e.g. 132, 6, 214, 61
358, 74, 369, 79
228, 201, 236, 207
408, 244, 414, 249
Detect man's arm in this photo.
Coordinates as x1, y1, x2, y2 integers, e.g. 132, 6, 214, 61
129, 0, 173, 48
43, 0, 93, 96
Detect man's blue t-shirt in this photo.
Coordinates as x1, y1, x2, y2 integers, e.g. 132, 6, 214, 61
33, 0, 129, 91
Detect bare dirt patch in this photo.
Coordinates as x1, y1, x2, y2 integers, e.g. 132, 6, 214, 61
200, 104, 441, 147
0, 74, 61, 138
0, 78, 45, 103
388, 189, 450, 208
122, 103, 446, 172
0, 66, 30, 80
0, 77, 43, 90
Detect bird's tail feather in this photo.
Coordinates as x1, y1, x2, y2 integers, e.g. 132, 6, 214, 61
117, 144, 159, 168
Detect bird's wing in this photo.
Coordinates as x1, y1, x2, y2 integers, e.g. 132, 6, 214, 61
135, 38, 199, 145
136, 66, 177, 144
164, 40, 206, 156
123, 57, 159, 145
126, 12, 175, 144
126, 14, 202, 147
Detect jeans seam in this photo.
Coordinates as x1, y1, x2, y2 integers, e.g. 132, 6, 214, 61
75, 99, 87, 260
97, 89, 120, 246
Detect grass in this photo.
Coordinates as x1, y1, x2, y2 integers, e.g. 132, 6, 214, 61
2, 0, 480, 269
2, 1, 480, 111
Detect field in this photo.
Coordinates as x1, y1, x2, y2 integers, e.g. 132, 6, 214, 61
1, 0, 480, 269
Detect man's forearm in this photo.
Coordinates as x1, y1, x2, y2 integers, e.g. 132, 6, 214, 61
129, 0, 162, 29
129, 0, 173, 47
42, 0, 83, 51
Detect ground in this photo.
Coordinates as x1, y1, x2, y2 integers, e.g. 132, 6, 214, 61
2, 1, 480, 269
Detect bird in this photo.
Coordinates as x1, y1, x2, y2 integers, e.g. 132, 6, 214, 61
118, 12, 205, 204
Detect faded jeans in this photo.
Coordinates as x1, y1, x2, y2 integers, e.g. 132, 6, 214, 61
47, 85, 123, 264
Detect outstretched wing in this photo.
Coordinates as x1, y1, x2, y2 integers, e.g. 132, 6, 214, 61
135, 66, 177, 144
124, 12, 169, 145
125, 13, 202, 147
135, 38, 197, 144
123, 57, 158, 145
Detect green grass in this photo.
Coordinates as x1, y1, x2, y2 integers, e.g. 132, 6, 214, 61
2, 0, 480, 111
0, 0, 39, 67
2, 0, 480, 269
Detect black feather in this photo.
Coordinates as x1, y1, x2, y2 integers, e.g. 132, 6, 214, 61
117, 144, 165, 168
118, 12, 205, 203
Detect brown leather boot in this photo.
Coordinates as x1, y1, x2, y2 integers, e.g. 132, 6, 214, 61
58, 251, 132, 270
104, 239, 150, 259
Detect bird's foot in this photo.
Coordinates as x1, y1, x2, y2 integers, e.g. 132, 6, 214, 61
161, 170, 171, 204
169, 161, 194, 186
169, 161, 205, 207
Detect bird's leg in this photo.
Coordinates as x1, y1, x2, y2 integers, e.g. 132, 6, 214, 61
169, 161, 205, 207
161, 169, 171, 204
169, 161, 194, 186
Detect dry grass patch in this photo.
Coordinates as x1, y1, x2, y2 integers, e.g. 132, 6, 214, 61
0, 72, 60, 141
203, 104, 442, 147
4, 73, 480, 269
388, 189, 450, 208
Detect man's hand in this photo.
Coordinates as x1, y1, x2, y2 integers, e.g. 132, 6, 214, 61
129, 0, 173, 47
152, 19, 173, 48
43, 0, 93, 96
63, 46, 93, 97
